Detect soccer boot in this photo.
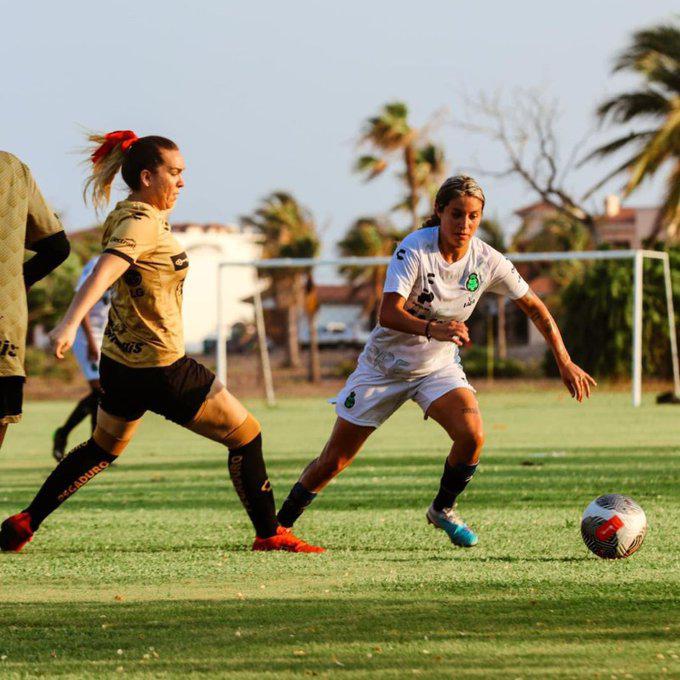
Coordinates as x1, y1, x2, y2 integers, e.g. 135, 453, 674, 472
252, 526, 325, 553
426, 503, 478, 547
0, 512, 34, 552
52, 428, 68, 463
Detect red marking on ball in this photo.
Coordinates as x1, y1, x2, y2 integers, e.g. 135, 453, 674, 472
595, 515, 624, 541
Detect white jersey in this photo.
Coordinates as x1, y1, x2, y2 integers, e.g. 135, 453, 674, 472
358, 228, 529, 378
75, 256, 111, 336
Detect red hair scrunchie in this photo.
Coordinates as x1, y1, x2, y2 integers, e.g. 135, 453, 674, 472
91, 130, 139, 165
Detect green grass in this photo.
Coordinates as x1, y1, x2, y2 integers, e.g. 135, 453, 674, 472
0, 390, 678, 678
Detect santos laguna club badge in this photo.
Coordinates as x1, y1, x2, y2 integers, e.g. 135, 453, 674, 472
465, 273, 480, 292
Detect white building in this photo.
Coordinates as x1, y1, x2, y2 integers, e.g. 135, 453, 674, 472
173, 222, 261, 353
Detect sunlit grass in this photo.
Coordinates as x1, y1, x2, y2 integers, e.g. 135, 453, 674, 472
0, 391, 677, 678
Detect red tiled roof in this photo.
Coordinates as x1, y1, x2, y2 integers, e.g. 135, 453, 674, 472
597, 208, 636, 225
514, 201, 554, 217
316, 284, 372, 304
527, 275, 557, 296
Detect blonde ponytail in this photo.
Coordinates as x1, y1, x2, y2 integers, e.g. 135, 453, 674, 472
82, 130, 139, 211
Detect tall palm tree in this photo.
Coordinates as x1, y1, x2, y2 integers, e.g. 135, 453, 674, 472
241, 192, 321, 379
583, 21, 680, 240
338, 217, 401, 328
356, 102, 448, 231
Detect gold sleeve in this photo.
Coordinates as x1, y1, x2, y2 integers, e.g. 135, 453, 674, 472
103, 215, 158, 264
23, 164, 63, 246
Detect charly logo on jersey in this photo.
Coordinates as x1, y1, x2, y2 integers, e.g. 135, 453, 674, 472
465, 273, 480, 292
109, 236, 137, 248
344, 391, 356, 408
171, 252, 189, 271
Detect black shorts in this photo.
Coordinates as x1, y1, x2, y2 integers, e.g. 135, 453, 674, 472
0, 376, 25, 425
99, 354, 215, 424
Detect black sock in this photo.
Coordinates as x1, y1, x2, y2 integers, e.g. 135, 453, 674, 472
432, 461, 478, 512
60, 393, 95, 436
277, 482, 317, 528
25, 438, 116, 530
227, 434, 278, 539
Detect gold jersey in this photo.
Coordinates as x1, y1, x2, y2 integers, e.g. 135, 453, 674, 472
101, 200, 188, 368
0, 151, 63, 377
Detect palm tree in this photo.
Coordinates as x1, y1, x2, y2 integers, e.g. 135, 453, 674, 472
356, 102, 448, 231
338, 217, 401, 328
583, 21, 680, 240
241, 192, 321, 379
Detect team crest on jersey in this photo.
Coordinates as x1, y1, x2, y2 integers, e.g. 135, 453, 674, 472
344, 391, 356, 409
465, 273, 480, 292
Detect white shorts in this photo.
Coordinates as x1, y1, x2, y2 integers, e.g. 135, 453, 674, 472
334, 359, 475, 428
72, 329, 103, 382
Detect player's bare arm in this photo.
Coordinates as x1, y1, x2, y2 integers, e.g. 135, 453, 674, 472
379, 292, 470, 346
50, 254, 129, 358
514, 289, 596, 402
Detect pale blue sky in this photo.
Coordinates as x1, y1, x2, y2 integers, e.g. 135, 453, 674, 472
1, 1, 676, 256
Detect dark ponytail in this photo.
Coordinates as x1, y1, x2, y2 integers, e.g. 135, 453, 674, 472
421, 213, 440, 228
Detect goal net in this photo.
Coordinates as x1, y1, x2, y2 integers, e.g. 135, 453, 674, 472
215, 250, 679, 408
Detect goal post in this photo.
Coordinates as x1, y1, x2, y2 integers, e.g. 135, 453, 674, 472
216, 250, 680, 408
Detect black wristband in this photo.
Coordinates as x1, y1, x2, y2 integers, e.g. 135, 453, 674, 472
425, 320, 433, 340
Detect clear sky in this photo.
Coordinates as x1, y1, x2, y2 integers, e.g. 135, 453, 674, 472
1, 1, 676, 256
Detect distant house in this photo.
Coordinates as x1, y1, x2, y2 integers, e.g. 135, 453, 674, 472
595, 195, 662, 249
298, 284, 372, 347
504, 195, 666, 359
173, 222, 262, 353
257, 283, 372, 349
514, 195, 664, 249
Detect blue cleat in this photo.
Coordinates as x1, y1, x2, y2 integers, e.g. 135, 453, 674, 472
426, 503, 478, 547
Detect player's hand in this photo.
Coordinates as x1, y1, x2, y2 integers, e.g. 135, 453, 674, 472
87, 344, 100, 362
429, 320, 470, 346
49, 322, 78, 359
559, 360, 597, 402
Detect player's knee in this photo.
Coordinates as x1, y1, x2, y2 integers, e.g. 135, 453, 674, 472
223, 413, 261, 450
457, 427, 485, 456
93, 410, 139, 456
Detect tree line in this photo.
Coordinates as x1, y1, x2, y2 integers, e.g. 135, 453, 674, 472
30, 19, 679, 381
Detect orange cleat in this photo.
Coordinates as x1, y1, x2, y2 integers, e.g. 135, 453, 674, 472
252, 526, 325, 553
0, 512, 34, 552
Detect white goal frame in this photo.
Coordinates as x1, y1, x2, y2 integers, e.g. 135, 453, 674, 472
216, 250, 680, 408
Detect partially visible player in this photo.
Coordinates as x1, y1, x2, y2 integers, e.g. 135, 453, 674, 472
0, 131, 322, 553
276, 175, 596, 549
0, 151, 70, 452
52, 256, 110, 461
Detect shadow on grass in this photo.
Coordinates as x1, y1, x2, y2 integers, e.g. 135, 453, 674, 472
0, 596, 675, 677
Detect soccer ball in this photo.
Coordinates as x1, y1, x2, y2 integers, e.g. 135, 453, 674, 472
581, 494, 647, 559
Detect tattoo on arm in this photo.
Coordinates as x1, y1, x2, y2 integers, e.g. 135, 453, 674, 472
521, 292, 569, 363
528, 307, 555, 336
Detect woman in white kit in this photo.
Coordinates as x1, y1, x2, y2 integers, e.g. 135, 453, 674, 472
276, 175, 596, 548
52, 256, 110, 461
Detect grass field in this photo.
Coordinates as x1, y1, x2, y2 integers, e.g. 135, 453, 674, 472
0, 390, 678, 678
